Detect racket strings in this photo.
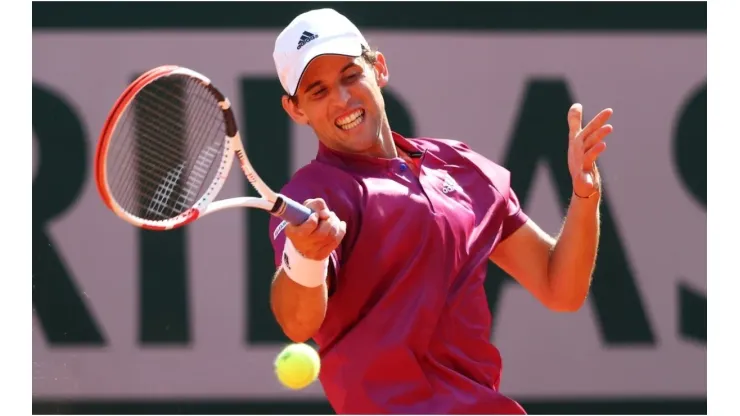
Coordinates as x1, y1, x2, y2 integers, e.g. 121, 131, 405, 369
112, 86, 196, 216
109, 81, 195, 201
173, 79, 229, 205
106, 75, 227, 221
132, 77, 224, 218
132, 89, 222, 219
112, 80, 208, 190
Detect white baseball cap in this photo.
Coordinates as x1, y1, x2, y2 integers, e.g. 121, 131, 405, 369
273, 8, 370, 96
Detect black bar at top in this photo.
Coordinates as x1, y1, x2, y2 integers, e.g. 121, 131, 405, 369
33, 1, 706, 31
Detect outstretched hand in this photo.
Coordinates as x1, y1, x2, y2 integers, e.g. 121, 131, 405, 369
567, 103, 614, 198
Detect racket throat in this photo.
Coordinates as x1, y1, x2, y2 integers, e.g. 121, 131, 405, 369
271, 196, 288, 216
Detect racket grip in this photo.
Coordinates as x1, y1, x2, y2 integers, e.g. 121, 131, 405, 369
277, 196, 313, 225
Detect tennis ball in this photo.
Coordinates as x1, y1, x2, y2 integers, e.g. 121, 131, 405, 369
274, 343, 321, 390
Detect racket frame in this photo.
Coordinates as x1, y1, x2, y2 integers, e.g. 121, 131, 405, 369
95, 65, 305, 231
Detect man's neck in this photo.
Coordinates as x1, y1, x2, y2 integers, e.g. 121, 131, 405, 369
318, 116, 398, 159
377, 123, 398, 159
339, 118, 397, 159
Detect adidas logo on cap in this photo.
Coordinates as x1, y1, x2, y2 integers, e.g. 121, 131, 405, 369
297, 31, 318, 50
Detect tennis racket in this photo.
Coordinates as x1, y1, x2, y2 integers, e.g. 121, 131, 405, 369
94, 65, 312, 230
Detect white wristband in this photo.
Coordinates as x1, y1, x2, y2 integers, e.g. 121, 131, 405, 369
281, 238, 329, 288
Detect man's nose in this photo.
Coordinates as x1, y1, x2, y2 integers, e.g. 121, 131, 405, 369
333, 85, 351, 105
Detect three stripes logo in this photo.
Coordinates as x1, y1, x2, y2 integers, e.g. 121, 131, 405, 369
441, 172, 460, 194
297, 31, 318, 50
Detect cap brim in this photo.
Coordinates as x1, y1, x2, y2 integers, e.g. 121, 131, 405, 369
290, 37, 365, 96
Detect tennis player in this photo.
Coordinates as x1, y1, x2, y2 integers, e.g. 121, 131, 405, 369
268, 9, 611, 414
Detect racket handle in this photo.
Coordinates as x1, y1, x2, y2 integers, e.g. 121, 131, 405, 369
276, 195, 313, 225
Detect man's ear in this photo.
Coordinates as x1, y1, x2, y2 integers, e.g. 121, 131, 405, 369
373, 51, 389, 88
281, 95, 309, 125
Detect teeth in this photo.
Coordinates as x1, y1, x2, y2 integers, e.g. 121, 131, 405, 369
340, 114, 364, 130
336, 110, 363, 128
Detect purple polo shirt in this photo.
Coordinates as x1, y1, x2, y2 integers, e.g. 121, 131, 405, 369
269, 132, 528, 414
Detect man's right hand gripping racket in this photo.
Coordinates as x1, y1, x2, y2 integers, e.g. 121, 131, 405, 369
94, 65, 312, 230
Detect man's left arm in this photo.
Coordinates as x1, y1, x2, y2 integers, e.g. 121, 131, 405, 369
490, 103, 613, 312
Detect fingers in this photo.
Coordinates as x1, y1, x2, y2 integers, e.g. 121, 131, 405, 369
285, 206, 346, 260
568, 103, 583, 137
304, 198, 331, 220
583, 124, 614, 151
285, 211, 320, 239
314, 212, 343, 239
304, 198, 328, 212
579, 108, 613, 142
583, 142, 607, 168
286, 198, 333, 239
308, 215, 346, 258
316, 217, 347, 254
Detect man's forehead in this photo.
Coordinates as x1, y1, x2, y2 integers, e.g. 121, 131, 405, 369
300, 55, 361, 84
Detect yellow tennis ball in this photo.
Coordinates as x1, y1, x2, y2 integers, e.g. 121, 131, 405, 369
274, 343, 321, 390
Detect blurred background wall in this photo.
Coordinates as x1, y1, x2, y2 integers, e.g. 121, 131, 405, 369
32, 2, 706, 414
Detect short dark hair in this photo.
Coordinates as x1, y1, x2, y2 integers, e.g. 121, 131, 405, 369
359, 45, 379, 65
288, 45, 378, 104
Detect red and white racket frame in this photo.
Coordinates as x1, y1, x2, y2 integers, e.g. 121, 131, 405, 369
94, 65, 280, 231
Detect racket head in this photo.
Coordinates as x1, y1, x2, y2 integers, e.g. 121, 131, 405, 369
94, 65, 240, 230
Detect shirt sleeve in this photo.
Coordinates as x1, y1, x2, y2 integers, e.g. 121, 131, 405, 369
501, 187, 529, 241
267, 165, 358, 287
447, 140, 530, 241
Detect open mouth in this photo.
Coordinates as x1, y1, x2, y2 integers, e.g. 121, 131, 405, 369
335, 109, 365, 131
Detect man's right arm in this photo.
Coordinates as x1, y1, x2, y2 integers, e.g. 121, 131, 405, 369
270, 266, 330, 343
269, 198, 346, 343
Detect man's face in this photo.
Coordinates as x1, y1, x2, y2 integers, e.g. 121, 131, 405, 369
282, 52, 389, 156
